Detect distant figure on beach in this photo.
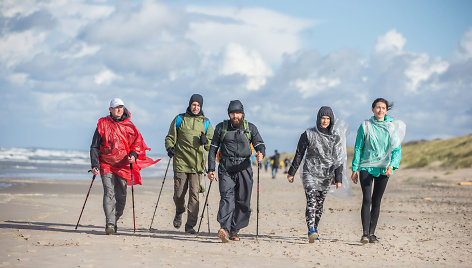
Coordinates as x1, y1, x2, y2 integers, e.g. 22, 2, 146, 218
270, 150, 280, 178
90, 98, 159, 235
264, 159, 269, 172
207, 100, 265, 242
287, 106, 349, 243
165, 94, 214, 234
284, 158, 290, 173
351, 98, 406, 244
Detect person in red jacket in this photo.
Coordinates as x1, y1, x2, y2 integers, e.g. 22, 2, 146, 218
90, 98, 159, 235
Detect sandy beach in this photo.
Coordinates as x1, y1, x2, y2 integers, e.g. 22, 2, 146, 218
1, 167, 471, 267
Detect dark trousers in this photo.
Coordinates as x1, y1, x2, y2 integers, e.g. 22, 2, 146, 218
359, 170, 389, 236
173, 172, 201, 228
217, 166, 253, 233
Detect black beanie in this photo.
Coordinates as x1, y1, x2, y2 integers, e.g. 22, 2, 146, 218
189, 94, 203, 108
227, 100, 244, 114
316, 106, 335, 135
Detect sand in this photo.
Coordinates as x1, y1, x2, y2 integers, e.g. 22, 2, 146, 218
0, 167, 471, 267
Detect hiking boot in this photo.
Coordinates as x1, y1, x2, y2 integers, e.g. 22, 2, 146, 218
173, 212, 183, 229
308, 227, 318, 243
229, 230, 240, 241
217, 228, 230, 243
360, 235, 369, 244
105, 224, 115, 235
185, 225, 196, 234
369, 234, 379, 243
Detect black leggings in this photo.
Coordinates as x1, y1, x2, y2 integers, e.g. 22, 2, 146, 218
360, 170, 389, 236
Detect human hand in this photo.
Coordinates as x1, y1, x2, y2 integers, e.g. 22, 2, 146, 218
351, 171, 358, 184
287, 175, 294, 183
385, 166, 393, 176
167, 147, 175, 158
256, 152, 263, 162
91, 167, 99, 176
208, 172, 216, 181
199, 132, 208, 145
335, 182, 342, 189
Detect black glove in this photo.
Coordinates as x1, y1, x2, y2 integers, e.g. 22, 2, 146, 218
167, 147, 175, 158
199, 132, 208, 145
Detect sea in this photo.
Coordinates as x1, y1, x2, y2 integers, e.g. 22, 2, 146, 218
0, 147, 170, 188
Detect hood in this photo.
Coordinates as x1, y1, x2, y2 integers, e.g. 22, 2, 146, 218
316, 106, 335, 135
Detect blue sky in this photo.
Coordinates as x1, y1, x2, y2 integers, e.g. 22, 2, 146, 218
1, 0, 471, 155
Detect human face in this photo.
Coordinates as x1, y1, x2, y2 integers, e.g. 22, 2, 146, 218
320, 116, 331, 128
109, 105, 124, 119
372, 101, 387, 121
229, 112, 244, 127
190, 102, 201, 115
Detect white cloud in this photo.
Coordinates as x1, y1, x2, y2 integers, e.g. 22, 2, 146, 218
220, 43, 273, 90
404, 53, 449, 92
186, 6, 314, 65
375, 29, 406, 54
292, 77, 341, 98
0, 30, 46, 68
94, 69, 120, 85
454, 27, 472, 61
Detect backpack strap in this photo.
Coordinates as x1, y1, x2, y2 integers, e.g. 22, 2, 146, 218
220, 120, 251, 142
203, 117, 209, 134
175, 113, 185, 131
176, 113, 209, 134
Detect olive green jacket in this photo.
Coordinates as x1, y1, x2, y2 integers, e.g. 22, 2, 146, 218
165, 113, 214, 173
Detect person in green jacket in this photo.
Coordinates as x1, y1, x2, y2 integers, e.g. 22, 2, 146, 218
165, 94, 214, 234
351, 98, 406, 244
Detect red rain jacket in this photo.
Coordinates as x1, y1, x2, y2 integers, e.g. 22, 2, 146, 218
97, 112, 159, 185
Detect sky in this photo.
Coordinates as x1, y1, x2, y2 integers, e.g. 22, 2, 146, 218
1, 0, 471, 156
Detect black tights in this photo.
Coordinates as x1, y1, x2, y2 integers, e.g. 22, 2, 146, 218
360, 170, 389, 236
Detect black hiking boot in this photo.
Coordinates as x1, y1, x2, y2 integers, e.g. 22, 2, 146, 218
185, 224, 196, 234
360, 235, 369, 244
369, 234, 379, 243
173, 212, 183, 229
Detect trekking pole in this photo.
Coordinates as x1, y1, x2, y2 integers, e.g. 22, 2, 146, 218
149, 157, 172, 231
256, 161, 260, 240
130, 163, 136, 233
196, 180, 213, 235
75, 171, 96, 230
201, 144, 211, 234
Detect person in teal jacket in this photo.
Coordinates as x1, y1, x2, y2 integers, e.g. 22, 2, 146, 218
351, 98, 406, 244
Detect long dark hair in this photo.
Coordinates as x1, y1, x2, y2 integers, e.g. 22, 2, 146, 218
372, 98, 393, 110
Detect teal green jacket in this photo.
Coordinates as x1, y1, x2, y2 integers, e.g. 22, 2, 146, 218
165, 113, 214, 174
351, 116, 401, 177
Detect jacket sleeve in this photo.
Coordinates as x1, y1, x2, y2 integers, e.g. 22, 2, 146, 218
249, 123, 265, 156
389, 145, 401, 169
351, 124, 365, 172
165, 116, 178, 151
90, 128, 101, 169
334, 165, 343, 183
204, 121, 214, 151
288, 131, 308, 176
208, 123, 222, 172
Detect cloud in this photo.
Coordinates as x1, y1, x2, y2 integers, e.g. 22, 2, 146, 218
0, 1, 470, 153
454, 27, 472, 61
375, 29, 406, 54
220, 43, 273, 90
186, 6, 314, 65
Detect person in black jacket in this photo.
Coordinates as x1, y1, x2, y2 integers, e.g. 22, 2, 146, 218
287, 106, 345, 243
270, 150, 280, 178
208, 100, 265, 242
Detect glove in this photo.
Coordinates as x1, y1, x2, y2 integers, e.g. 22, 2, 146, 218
167, 147, 175, 158
199, 132, 208, 145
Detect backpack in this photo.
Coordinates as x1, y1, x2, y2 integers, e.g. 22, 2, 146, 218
220, 120, 251, 142
175, 113, 210, 134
